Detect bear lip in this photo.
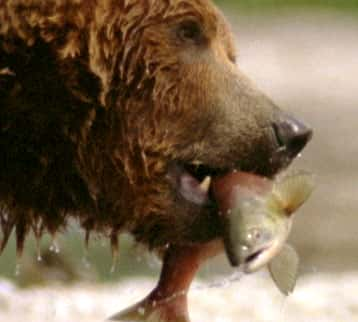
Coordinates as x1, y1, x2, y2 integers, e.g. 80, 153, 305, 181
167, 162, 219, 206
178, 171, 212, 205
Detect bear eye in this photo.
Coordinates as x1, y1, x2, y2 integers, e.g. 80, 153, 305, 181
176, 21, 202, 43
229, 53, 237, 64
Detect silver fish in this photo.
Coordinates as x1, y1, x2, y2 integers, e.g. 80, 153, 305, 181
222, 171, 314, 294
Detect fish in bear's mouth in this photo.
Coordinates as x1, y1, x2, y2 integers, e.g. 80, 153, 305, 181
165, 115, 313, 271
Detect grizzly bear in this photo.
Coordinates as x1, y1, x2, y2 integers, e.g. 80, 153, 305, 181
0, 0, 312, 321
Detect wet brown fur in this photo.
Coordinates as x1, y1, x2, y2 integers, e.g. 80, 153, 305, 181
0, 0, 283, 254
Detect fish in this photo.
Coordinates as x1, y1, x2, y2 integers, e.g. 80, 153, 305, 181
268, 243, 299, 295
212, 171, 315, 295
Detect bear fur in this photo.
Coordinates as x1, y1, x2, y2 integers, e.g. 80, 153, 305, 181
0, 0, 285, 255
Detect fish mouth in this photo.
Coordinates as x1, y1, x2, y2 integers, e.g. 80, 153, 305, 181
243, 247, 270, 272
242, 240, 282, 273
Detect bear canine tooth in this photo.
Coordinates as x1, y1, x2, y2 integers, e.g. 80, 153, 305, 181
199, 176, 211, 192
0, 67, 15, 76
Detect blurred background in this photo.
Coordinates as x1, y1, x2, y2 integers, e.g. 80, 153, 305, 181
1, 1, 358, 321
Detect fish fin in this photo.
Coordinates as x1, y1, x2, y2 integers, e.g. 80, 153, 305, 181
270, 171, 315, 215
268, 244, 299, 296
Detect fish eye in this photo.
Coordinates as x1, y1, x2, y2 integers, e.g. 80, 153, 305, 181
247, 228, 262, 242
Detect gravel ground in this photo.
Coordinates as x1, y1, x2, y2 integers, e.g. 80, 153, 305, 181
1, 272, 357, 322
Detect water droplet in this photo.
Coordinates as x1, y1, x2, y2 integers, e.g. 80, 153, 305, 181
110, 259, 117, 274
146, 253, 161, 270
49, 241, 60, 253
82, 253, 91, 269
241, 245, 249, 252
137, 307, 145, 316
229, 270, 243, 282
36, 239, 42, 261
14, 263, 21, 276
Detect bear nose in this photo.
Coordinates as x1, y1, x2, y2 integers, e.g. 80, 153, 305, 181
273, 115, 313, 157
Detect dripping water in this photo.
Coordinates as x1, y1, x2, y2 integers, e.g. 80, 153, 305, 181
36, 238, 42, 262
14, 262, 21, 277
82, 249, 91, 269
195, 270, 243, 291
49, 240, 60, 253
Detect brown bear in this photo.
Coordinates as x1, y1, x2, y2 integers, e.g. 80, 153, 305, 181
0, 0, 312, 321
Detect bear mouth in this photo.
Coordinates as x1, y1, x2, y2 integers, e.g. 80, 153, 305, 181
170, 162, 255, 207
171, 160, 280, 207
168, 116, 312, 208
171, 128, 309, 207
172, 151, 294, 207
167, 162, 225, 206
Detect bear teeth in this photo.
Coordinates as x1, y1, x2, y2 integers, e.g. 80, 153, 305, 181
198, 176, 211, 193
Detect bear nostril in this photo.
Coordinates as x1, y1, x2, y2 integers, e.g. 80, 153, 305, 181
273, 116, 313, 157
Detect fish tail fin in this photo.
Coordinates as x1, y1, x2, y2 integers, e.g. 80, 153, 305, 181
270, 171, 315, 215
